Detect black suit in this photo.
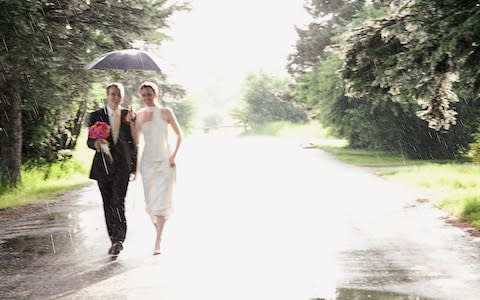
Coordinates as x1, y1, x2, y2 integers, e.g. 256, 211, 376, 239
87, 107, 137, 244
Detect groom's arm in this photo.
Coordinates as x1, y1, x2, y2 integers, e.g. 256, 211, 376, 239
128, 128, 137, 174
86, 111, 97, 151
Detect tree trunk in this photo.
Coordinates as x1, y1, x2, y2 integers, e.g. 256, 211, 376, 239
66, 96, 88, 150
0, 80, 22, 187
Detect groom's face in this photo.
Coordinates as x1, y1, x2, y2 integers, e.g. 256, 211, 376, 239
107, 86, 123, 109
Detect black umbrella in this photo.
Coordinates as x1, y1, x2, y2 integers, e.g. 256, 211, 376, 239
84, 49, 162, 72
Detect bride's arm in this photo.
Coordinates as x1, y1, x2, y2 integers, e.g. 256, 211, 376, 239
165, 107, 183, 165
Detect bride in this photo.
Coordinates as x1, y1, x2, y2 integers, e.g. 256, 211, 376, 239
132, 81, 182, 255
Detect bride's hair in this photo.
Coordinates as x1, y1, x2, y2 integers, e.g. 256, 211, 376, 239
138, 81, 159, 96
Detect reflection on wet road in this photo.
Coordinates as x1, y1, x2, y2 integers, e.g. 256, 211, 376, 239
1, 135, 480, 299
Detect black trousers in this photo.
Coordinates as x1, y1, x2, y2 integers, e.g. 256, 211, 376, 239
97, 173, 130, 243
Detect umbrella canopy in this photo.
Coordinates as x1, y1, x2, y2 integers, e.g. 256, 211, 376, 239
84, 49, 162, 72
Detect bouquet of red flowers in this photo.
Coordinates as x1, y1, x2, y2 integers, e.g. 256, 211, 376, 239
88, 121, 113, 161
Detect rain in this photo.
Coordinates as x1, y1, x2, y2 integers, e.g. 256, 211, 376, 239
1, 1, 480, 300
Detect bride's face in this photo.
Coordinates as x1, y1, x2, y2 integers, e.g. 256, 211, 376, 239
140, 87, 157, 106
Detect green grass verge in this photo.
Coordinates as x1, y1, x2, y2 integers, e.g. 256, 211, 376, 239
249, 121, 347, 147
318, 145, 431, 168
0, 130, 93, 210
320, 143, 480, 229
382, 163, 480, 228
250, 121, 330, 139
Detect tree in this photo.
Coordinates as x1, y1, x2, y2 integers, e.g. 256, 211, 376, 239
287, 0, 386, 75
239, 72, 308, 129
289, 1, 480, 158
341, 0, 480, 130
0, 0, 186, 186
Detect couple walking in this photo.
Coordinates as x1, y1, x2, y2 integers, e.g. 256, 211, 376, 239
87, 82, 182, 256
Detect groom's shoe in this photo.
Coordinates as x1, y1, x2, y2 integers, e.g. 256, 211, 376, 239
110, 242, 124, 256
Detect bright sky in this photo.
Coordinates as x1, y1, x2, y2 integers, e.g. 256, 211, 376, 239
158, 0, 312, 112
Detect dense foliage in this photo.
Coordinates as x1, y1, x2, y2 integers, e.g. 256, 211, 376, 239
289, 0, 480, 159
342, 0, 480, 130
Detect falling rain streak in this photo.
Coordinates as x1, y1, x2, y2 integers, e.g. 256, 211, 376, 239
3, 110, 9, 122
2, 36, 8, 51
50, 234, 56, 254
29, 13, 36, 33
68, 230, 74, 248
47, 36, 53, 51
0, 94, 8, 105
45, 201, 51, 217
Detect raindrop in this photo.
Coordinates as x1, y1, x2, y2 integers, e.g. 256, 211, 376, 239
29, 13, 36, 33
116, 208, 122, 221
3, 110, 10, 122
68, 230, 74, 247
45, 201, 51, 217
2, 127, 8, 139
47, 36, 53, 51
4, 95, 10, 105
2, 36, 8, 52
32, 109, 38, 119
50, 235, 56, 254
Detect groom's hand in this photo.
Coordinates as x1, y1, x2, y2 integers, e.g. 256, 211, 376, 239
95, 138, 108, 146
129, 172, 137, 181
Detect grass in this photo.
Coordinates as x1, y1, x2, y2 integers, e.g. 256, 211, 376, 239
382, 163, 480, 228
0, 130, 93, 210
318, 145, 431, 168
250, 121, 347, 147
319, 142, 480, 229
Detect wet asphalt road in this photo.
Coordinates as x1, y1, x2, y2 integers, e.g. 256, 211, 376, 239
1, 134, 480, 300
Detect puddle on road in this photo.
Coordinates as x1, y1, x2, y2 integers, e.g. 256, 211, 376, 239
313, 288, 435, 299
0, 211, 80, 271
1, 230, 74, 255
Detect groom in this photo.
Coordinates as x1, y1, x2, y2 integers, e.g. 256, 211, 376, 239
87, 82, 137, 256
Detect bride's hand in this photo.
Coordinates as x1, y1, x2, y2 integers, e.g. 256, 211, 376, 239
126, 110, 136, 123
169, 156, 176, 168
129, 172, 137, 181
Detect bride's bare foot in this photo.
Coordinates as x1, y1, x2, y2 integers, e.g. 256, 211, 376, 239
153, 239, 161, 255
152, 216, 165, 256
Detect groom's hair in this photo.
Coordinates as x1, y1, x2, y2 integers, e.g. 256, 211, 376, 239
106, 82, 125, 97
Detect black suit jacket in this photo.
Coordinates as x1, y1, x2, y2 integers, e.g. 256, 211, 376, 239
87, 107, 137, 181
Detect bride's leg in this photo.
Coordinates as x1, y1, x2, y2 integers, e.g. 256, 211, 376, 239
153, 215, 166, 255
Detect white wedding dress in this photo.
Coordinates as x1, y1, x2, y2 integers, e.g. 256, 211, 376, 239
138, 106, 176, 217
